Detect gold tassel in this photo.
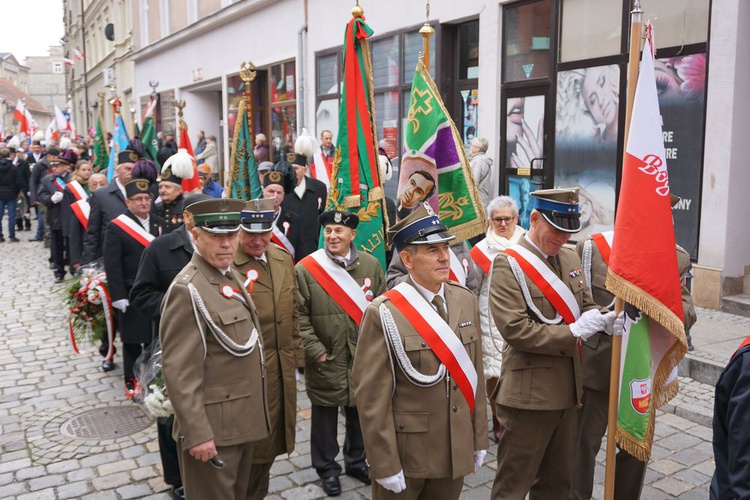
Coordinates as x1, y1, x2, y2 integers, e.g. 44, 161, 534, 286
344, 195, 361, 209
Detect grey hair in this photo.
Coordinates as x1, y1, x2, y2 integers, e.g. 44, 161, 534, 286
486, 195, 518, 218
470, 137, 488, 153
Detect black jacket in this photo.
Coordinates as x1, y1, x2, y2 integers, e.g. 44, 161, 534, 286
29, 155, 49, 204
37, 172, 70, 230
0, 159, 22, 200
281, 176, 327, 261
83, 180, 127, 263
153, 194, 186, 234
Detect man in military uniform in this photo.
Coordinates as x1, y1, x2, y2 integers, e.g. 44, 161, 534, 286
282, 153, 327, 260
160, 198, 270, 498
36, 154, 71, 282
103, 178, 164, 397
263, 170, 299, 260
130, 193, 211, 500
154, 165, 186, 233
571, 200, 697, 500
353, 204, 488, 499
295, 210, 385, 496
489, 188, 615, 499
233, 197, 304, 499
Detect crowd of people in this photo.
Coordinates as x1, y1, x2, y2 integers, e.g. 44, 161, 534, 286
6, 127, 741, 500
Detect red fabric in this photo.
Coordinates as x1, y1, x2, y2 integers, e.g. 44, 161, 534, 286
470, 244, 493, 274
298, 255, 364, 326
14, 102, 30, 136
591, 233, 612, 266
344, 19, 361, 198
178, 125, 201, 192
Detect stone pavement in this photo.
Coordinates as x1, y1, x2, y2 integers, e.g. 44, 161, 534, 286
0, 239, 732, 499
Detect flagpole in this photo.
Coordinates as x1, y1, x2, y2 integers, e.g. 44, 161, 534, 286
419, 1, 434, 71
240, 62, 257, 140
604, 2, 642, 499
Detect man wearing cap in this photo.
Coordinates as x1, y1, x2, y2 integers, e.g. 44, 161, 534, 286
282, 153, 328, 261
234, 198, 304, 499
155, 165, 187, 233
37, 154, 71, 282
489, 188, 615, 499
160, 198, 270, 499
352, 204, 488, 499
263, 170, 298, 260
103, 178, 164, 397
130, 193, 213, 500
199, 164, 223, 198
295, 210, 385, 496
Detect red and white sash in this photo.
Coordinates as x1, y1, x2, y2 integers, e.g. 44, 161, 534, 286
298, 249, 369, 325
504, 244, 581, 324
67, 180, 88, 201
310, 150, 332, 190
384, 282, 478, 413
591, 231, 614, 266
271, 225, 295, 259
448, 249, 468, 286
71, 199, 90, 230
111, 214, 155, 247
470, 238, 501, 275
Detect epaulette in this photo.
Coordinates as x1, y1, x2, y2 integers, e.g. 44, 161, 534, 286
270, 242, 291, 257
445, 279, 472, 294
177, 264, 199, 283
371, 294, 389, 307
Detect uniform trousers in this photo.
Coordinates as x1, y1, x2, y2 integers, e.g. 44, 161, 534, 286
122, 342, 146, 383
373, 476, 464, 500
179, 441, 255, 499
50, 229, 67, 279
157, 416, 182, 487
247, 461, 273, 500
311, 404, 366, 478
570, 387, 647, 500
492, 404, 577, 499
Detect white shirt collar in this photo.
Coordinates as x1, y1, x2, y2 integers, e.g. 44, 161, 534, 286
410, 276, 446, 313
524, 233, 549, 259
294, 176, 307, 199
115, 178, 126, 198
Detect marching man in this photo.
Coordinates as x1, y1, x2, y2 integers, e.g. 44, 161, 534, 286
353, 203, 488, 499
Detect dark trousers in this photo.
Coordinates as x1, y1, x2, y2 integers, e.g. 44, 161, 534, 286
122, 342, 145, 383
311, 404, 366, 478
50, 229, 67, 279
570, 387, 647, 500
157, 416, 182, 487
247, 461, 273, 500
34, 204, 44, 239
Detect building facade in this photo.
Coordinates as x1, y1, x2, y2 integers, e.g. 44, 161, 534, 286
25, 46, 68, 120
121, 0, 748, 309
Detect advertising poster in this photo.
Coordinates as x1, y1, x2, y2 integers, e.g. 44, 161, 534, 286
554, 64, 620, 242
462, 89, 478, 146
508, 176, 539, 230
382, 119, 398, 160
504, 95, 545, 170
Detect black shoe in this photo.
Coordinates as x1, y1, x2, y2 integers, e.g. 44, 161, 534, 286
171, 486, 185, 500
101, 359, 116, 372
345, 466, 371, 485
29, 236, 42, 242
321, 476, 341, 496
9, 237, 19, 242
0, 237, 4, 242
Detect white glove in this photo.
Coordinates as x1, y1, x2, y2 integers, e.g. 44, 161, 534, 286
376, 470, 406, 494
112, 299, 129, 313
603, 311, 616, 335
570, 309, 607, 341
474, 450, 487, 472
51, 191, 64, 204
609, 311, 625, 337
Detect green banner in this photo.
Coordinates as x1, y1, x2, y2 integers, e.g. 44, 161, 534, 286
229, 99, 261, 201
141, 116, 159, 164
92, 117, 109, 172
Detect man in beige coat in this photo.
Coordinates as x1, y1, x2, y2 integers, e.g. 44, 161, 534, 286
354, 204, 488, 500
489, 188, 614, 499
160, 198, 270, 499
234, 198, 304, 499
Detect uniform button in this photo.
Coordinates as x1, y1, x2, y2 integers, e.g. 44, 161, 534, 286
233, 314, 238, 320
453, 385, 458, 391
526, 360, 531, 366
452, 405, 458, 412
277, 318, 282, 324
470, 335, 474, 340
225, 391, 230, 399
420, 341, 426, 347
399, 423, 405, 430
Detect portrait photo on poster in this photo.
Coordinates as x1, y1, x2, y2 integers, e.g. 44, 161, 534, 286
396, 154, 438, 221
505, 95, 545, 170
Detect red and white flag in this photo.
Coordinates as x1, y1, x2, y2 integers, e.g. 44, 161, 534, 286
73, 48, 85, 61
142, 97, 157, 121
63, 58, 75, 67
13, 100, 31, 136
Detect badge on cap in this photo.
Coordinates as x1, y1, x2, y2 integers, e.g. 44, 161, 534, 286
287, 152, 296, 162
334, 212, 342, 223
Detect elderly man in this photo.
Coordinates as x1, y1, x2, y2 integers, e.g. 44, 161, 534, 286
36, 154, 71, 281
295, 210, 385, 496
468, 137, 493, 209
155, 165, 186, 233
489, 188, 615, 499
470, 195, 526, 444
234, 198, 303, 499
160, 198, 269, 499
282, 153, 327, 260
102, 178, 164, 397
262, 170, 298, 259
353, 203, 488, 500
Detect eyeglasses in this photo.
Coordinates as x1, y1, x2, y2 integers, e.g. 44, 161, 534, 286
491, 216, 515, 225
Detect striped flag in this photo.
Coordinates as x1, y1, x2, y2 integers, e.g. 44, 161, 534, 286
73, 48, 85, 61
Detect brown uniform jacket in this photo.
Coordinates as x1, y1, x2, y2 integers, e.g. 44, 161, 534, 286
489, 237, 601, 410
233, 243, 303, 462
160, 253, 270, 450
353, 276, 488, 480
576, 238, 697, 392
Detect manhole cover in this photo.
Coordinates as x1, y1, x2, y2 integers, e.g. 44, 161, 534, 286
61, 406, 153, 440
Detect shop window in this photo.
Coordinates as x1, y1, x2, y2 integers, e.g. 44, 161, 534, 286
503, 0, 552, 82
641, 0, 709, 49
560, 0, 621, 62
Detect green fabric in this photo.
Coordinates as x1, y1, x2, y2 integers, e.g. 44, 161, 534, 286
229, 99, 261, 201
141, 116, 159, 164
92, 117, 109, 172
326, 17, 386, 269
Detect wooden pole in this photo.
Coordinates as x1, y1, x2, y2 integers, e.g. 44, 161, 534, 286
239, 62, 257, 134
604, 2, 642, 499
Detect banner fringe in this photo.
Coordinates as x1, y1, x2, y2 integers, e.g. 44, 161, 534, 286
344, 195, 361, 209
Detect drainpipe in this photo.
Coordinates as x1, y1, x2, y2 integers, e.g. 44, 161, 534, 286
297, 22, 307, 132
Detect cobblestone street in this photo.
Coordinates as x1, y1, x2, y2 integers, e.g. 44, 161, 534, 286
0, 240, 718, 499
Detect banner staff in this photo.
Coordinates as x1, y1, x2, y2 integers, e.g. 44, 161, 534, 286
419, 0, 434, 70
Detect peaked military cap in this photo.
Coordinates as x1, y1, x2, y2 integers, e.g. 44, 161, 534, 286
240, 198, 276, 233
388, 202, 455, 252
185, 198, 245, 234
531, 188, 582, 233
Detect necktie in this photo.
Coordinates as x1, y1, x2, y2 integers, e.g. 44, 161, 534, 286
432, 295, 448, 323
256, 258, 268, 273
547, 256, 560, 275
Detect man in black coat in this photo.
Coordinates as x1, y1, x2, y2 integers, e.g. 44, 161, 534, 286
153, 167, 186, 234
129, 193, 211, 500
28, 144, 52, 242
82, 150, 138, 263
103, 178, 164, 397
280, 153, 327, 261
0, 148, 23, 242
711, 335, 750, 499
37, 155, 71, 281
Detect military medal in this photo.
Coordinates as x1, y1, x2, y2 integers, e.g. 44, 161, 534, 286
244, 269, 259, 293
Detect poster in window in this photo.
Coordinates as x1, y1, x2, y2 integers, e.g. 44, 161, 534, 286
381, 119, 398, 160
508, 175, 538, 230
461, 89, 478, 146
554, 64, 619, 241
505, 95, 545, 170
656, 53, 706, 259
